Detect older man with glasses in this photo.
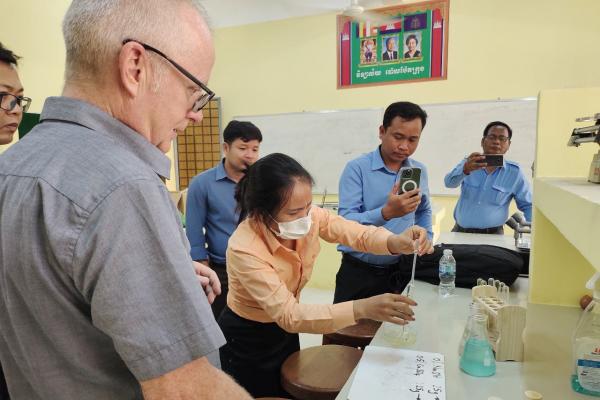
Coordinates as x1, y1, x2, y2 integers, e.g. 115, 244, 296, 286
444, 121, 532, 234
0, 1, 251, 399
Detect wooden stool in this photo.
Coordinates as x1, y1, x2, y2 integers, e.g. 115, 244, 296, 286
322, 319, 381, 349
281, 345, 362, 400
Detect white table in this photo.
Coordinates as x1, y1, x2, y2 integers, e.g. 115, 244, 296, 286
336, 279, 587, 400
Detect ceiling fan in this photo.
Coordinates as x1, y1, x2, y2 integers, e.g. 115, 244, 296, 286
306, 0, 404, 23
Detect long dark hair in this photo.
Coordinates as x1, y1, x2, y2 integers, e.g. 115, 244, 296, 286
235, 153, 314, 226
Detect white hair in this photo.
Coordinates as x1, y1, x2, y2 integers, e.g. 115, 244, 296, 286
62, 0, 210, 84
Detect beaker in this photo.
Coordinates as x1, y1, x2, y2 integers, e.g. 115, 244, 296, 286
459, 313, 496, 377
382, 284, 417, 346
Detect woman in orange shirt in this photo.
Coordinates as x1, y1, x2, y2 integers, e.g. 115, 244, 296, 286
219, 153, 433, 398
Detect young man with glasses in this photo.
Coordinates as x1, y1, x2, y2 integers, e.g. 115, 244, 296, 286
444, 121, 532, 234
0, 1, 251, 399
0, 43, 31, 146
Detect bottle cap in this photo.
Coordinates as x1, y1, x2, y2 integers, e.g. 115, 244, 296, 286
524, 390, 542, 399
443, 249, 452, 256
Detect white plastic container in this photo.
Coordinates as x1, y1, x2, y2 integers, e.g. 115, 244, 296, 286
572, 272, 600, 396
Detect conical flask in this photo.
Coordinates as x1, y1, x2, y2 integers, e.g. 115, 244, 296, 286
459, 313, 496, 377
458, 302, 483, 356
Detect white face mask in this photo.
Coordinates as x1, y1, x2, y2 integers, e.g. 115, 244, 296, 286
272, 211, 312, 240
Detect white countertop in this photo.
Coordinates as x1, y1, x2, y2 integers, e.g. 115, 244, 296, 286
436, 231, 517, 250
336, 279, 588, 400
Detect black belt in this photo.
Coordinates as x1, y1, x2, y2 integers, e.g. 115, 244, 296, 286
453, 224, 504, 234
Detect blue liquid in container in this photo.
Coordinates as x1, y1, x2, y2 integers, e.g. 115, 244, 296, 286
460, 338, 496, 377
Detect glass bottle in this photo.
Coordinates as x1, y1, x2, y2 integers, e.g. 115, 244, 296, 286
458, 302, 483, 356
460, 314, 496, 377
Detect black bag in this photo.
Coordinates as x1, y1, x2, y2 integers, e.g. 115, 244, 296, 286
414, 244, 523, 288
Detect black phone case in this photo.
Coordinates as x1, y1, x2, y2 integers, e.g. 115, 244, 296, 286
484, 154, 503, 167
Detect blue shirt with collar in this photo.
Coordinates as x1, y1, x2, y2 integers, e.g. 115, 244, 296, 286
337, 147, 433, 266
444, 158, 532, 229
186, 160, 238, 264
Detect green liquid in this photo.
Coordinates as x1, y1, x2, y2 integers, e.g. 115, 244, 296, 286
572, 374, 600, 396
460, 338, 496, 377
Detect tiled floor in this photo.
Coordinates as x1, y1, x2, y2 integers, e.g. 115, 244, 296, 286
298, 287, 335, 349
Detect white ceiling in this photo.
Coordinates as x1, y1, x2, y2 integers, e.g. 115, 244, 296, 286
198, 0, 403, 28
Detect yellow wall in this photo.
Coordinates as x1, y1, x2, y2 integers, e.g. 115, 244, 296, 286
4, 0, 600, 146
529, 86, 600, 306
210, 0, 600, 123
0, 0, 184, 188
3, 1, 600, 290
0, 1, 70, 153
534, 87, 600, 178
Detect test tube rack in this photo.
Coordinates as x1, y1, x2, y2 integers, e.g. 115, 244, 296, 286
472, 285, 526, 362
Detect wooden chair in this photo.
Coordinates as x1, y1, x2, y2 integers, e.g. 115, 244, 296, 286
322, 319, 381, 349
280, 345, 362, 400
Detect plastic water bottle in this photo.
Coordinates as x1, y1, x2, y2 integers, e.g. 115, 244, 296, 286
439, 249, 456, 297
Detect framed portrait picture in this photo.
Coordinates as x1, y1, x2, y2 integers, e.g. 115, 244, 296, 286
337, 0, 449, 88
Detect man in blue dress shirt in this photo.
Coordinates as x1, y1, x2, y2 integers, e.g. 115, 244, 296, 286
444, 121, 532, 234
186, 120, 262, 318
334, 102, 433, 303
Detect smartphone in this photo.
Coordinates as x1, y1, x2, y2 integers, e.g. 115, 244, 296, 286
483, 154, 504, 167
397, 167, 421, 195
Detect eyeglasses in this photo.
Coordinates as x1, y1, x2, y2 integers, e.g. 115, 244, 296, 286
485, 134, 510, 143
122, 39, 215, 112
0, 93, 31, 113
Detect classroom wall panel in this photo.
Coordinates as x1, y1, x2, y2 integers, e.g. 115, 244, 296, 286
237, 98, 536, 195
3, 0, 600, 192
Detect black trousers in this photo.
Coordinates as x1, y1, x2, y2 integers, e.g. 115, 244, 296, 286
333, 254, 412, 303
209, 261, 228, 320
452, 223, 504, 235
0, 363, 9, 400
218, 306, 299, 398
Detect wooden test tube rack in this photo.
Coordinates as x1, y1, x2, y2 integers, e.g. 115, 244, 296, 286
471, 285, 526, 362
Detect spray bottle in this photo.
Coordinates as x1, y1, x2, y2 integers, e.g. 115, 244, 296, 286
572, 272, 600, 396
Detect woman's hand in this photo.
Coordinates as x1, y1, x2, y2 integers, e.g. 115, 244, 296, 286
353, 293, 417, 325
387, 225, 434, 256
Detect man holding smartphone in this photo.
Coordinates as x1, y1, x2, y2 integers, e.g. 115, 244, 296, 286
444, 121, 532, 234
334, 102, 433, 303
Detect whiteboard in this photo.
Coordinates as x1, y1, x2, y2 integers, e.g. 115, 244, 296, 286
235, 98, 537, 195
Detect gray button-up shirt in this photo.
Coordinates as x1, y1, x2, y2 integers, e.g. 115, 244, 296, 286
0, 97, 225, 399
